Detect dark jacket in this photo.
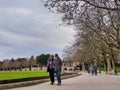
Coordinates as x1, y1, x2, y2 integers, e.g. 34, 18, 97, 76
54, 57, 62, 71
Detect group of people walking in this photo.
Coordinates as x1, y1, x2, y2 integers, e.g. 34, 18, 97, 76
47, 54, 62, 85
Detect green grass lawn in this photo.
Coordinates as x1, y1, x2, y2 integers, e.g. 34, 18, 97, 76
100, 67, 120, 72
0, 71, 49, 80
116, 68, 120, 72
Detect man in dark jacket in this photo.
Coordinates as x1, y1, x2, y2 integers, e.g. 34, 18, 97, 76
54, 54, 62, 85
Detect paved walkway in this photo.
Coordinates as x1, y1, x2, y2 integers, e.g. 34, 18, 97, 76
7, 73, 120, 90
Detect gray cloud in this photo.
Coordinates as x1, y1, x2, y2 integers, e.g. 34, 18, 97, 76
0, 0, 74, 60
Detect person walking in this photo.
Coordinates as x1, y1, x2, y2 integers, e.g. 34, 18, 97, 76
47, 55, 55, 85
90, 64, 94, 75
94, 65, 98, 76
54, 54, 62, 85
90, 64, 98, 76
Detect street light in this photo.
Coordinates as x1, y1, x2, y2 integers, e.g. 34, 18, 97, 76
94, 60, 96, 62
106, 53, 109, 57
94, 59, 97, 65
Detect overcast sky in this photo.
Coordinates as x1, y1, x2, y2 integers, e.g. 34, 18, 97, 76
0, 0, 74, 60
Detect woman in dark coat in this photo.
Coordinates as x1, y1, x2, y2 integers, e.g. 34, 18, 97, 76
47, 55, 55, 85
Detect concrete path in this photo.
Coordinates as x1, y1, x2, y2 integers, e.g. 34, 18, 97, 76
7, 73, 120, 90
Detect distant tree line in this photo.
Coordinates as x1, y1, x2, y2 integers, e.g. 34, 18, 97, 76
0, 54, 50, 71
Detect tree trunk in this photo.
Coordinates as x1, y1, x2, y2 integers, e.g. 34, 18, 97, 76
29, 66, 32, 71
111, 59, 117, 75
19, 67, 22, 71
82, 62, 85, 72
107, 57, 112, 74
15, 68, 17, 71
99, 63, 101, 74
104, 62, 107, 74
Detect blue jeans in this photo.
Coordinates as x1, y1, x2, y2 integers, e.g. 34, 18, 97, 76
56, 70, 61, 84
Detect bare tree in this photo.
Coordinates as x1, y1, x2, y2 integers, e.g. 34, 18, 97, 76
2, 59, 10, 71
44, 0, 120, 74
28, 56, 36, 71
9, 58, 15, 71
0, 61, 2, 71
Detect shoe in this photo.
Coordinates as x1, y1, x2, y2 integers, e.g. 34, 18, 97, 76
57, 83, 61, 85
50, 82, 54, 85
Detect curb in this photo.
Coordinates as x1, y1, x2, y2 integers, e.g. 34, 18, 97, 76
0, 73, 81, 90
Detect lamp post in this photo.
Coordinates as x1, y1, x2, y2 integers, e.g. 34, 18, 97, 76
94, 60, 97, 65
